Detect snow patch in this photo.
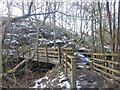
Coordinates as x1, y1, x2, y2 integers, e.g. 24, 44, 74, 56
59, 77, 67, 83
74, 53, 92, 62
51, 78, 57, 82
77, 62, 86, 65
76, 80, 81, 88
78, 65, 84, 68
56, 39, 63, 43
57, 81, 70, 88
74, 53, 84, 57
11, 40, 19, 44
31, 76, 48, 88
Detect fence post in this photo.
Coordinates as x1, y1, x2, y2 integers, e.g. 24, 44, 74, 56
45, 47, 48, 62
104, 56, 109, 78
91, 53, 94, 70
65, 54, 67, 77
37, 49, 38, 61
71, 57, 76, 88
58, 47, 61, 64
112, 56, 115, 75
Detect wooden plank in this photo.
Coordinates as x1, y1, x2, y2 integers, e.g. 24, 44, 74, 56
47, 51, 58, 53
92, 53, 118, 56
38, 53, 46, 56
45, 47, 48, 62
63, 53, 67, 56
67, 55, 74, 59
92, 58, 120, 65
63, 59, 66, 62
58, 48, 61, 64
48, 55, 58, 57
34, 58, 58, 64
64, 51, 74, 54
67, 67, 72, 75
38, 47, 45, 49
65, 54, 67, 77
47, 48, 58, 50
74, 52, 119, 56
71, 58, 76, 88
93, 63, 120, 74
94, 67, 120, 81
38, 50, 45, 53
67, 61, 72, 69
61, 48, 73, 50
63, 63, 66, 68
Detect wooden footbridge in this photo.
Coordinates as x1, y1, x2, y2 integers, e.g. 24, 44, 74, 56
21, 47, 120, 88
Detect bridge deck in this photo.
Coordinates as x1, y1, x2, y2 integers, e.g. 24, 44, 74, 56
22, 55, 59, 64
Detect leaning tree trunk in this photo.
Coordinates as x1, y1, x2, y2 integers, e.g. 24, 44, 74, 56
2, 15, 49, 78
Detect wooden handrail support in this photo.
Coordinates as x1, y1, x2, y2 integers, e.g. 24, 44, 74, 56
62, 53, 76, 88
71, 57, 76, 88
45, 47, 48, 62
22, 47, 120, 87
58, 47, 61, 64
74, 52, 120, 85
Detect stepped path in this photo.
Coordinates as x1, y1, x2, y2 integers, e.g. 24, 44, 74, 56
21, 47, 120, 88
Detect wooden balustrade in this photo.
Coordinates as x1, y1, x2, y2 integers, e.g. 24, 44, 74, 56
74, 52, 120, 84
22, 47, 120, 87
62, 53, 76, 88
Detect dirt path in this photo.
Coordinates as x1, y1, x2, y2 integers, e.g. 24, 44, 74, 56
76, 66, 117, 88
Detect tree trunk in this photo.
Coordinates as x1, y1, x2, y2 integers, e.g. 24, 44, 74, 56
98, 2, 104, 53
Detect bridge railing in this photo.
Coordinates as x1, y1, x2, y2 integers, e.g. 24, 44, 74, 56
24, 47, 73, 63
62, 53, 76, 88
74, 52, 120, 85
28, 47, 76, 87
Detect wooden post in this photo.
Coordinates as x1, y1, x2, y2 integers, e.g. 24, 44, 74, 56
61, 54, 63, 65
112, 56, 114, 75
58, 47, 61, 64
45, 47, 48, 62
37, 49, 38, 61
65, 54, 67, 77
71, 57, 76, 88
91, 53, 94, 70
104, 56, 107, 77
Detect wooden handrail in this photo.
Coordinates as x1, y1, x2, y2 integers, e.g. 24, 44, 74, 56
62, 52, 76, 88
94, 67, 120, 82
74, 52, 119, 56
93, 63, 120, 74
23, 47, 120, 87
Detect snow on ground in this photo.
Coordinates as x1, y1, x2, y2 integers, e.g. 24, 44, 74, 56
11, 40, 19, 44
57, 81, 70, 88
77, 62, 86, 65
76, 80, 81, 88
31, 76, 48, 88
57, 72, 70, 88
74, 53, 84, 57
56, 39, 63, 43
74, 53, 92, 62
39, 38, 49, 42
78, 65, 84, 68
30, 68, 71, 88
